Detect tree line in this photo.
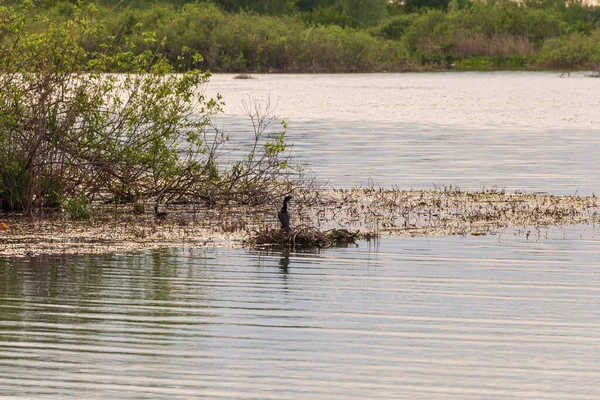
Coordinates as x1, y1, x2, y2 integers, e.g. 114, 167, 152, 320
7, 0, 600, 71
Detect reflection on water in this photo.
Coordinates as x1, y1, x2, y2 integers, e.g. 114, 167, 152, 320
1, 227, 599, 399
208, 72, 600, 195
278, 248, 291, 273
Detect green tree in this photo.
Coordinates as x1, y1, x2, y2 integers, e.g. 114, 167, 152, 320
404, 0, 450, 11
297, 0, 333, 12
336, 0, 387, 27
215, 0, 299, 14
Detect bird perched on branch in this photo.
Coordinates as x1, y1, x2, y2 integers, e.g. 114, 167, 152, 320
278, 195, 293, 232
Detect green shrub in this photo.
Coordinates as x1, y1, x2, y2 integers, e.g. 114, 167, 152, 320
0, 1, 299, 213
213, 12, 304, 72
64, 193, 90, 220
536, 30, 600, 68
455, 55, 529, 70
379, 14, 419, 40
161, 3, 226, 70
0, 157, 27, 212
9, 0, 600, 74
300, 24, 409, 72
304, 4, 352, 27
402, 9, 454, 56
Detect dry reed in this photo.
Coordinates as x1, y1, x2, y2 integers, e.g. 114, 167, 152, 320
1, 187, 598, 256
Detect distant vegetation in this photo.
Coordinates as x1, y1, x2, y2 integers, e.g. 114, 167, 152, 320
7, 0, 600, 72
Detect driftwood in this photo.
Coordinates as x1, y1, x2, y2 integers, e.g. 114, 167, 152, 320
245, 225, 371, 249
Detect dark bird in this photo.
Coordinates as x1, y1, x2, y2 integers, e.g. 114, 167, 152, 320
278, 195, 293, 232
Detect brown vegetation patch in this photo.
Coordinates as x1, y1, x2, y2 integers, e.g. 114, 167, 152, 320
452, 33, 534, 58
300, 187, 600, 237
0, 210, 242, 257
245, 226, 364, 250
0, 188, 598, 257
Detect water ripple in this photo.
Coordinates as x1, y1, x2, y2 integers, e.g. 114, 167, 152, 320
1, 228, 599, 399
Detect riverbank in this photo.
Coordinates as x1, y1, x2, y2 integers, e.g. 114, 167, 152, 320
12, 1, 600, 74
1, 189, 598, 257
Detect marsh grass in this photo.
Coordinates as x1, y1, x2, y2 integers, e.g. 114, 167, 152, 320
1, 187, 598, 256
454, 56, 529, 70
312, 187, 599, 236
63, 194, 90, 220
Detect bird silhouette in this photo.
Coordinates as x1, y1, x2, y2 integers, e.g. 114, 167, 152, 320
278, 195, 293, 232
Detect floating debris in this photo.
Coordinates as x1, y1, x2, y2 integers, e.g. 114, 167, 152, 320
245, 226, 369, 249
246, 226, 329, 249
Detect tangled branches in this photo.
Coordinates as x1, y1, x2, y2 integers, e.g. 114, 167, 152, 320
245, 225, 365, 250
0, 3, 305, 214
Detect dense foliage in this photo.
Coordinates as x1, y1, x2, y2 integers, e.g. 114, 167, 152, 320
0, 1, 299, 214
10, 0, 600, 72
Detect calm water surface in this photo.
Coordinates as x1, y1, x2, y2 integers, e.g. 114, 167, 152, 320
1, 230, 600, 399
2, 73, 600, 398
208, 72, 600, 195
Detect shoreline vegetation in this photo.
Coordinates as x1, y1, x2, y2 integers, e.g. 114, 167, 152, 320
3, 0, 600, 73
1, 188, 599, 257
1, 1, 599, 257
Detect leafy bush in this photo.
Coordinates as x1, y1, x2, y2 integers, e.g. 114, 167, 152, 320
300, 25, 410, 72
379, 14, 419, 40
0, 1, 300, 213
402, 10, 455, 57
303, 4, 353, 27
64, 193, 90, 220
399, 4, 578, 66
535, 30, 600, 68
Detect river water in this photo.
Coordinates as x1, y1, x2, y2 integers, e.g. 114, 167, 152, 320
1, 73, 600, 399
209, 72, 600, 195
